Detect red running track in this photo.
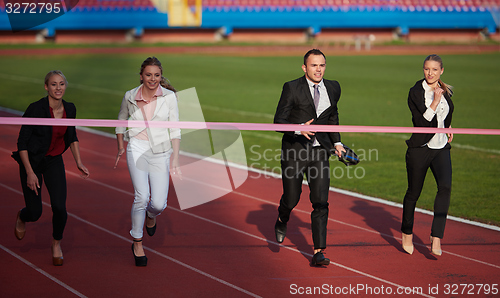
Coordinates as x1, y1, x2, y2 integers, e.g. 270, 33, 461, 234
1, 109, 499, 298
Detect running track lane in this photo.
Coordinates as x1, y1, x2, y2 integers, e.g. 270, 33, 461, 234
0, 112, 499, 297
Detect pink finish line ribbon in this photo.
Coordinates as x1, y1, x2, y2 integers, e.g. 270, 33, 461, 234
0, 117, 499, 135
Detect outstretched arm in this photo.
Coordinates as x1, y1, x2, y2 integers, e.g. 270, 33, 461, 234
171, 138, 181, 178
19, 150, 40, 195
70, 141, 90, 178
114, 133, 125, 169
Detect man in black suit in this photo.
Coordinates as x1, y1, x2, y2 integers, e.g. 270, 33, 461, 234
273, 49, 344, 266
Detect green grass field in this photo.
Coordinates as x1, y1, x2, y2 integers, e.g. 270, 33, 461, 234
0, 50, 498, 225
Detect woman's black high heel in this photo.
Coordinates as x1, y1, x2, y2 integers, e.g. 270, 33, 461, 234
146, 216, 156, 237
131, 239, 147, 266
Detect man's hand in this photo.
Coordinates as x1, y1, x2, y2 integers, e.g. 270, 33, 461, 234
334, 144, 346, 158
300, 119, 316, 140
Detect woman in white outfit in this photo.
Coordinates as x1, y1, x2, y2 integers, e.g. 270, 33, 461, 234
114, 57, 181, 266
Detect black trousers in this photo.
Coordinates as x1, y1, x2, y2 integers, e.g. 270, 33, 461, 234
19, 155, 68, 240
401, 143, 452, 239
278, 146, 330, 249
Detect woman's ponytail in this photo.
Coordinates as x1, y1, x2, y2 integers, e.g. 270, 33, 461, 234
160, 76, 176, 93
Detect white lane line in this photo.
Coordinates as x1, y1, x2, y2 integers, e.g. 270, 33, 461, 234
86, 146, 500, 270
1, 85, 497, 155
174, 171, 500, 270
68, 127, 500, 233
0, 184, 87, 297
233, 161, 500, 233
232, 189, 500, 270
0, 243, 87, 298
1, 112, 499, 296
2, 134, 500, 272
0, 73, 122, 96
13, 138, 498, 269
373, 132, 500, 155
2, 167, 433, 297
64, 173, 434, 298
0, 180, 261, 298
3, 150, 497, 297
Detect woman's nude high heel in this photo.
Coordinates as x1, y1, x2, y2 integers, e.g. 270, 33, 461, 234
402, 233, 414, 255
430, 236, 442, 256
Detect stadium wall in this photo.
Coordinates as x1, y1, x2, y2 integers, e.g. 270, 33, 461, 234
0, 1, 499, 44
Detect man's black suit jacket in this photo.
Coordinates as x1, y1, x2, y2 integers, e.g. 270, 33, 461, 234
12, 96, 79, 170
274, 75, 341, 155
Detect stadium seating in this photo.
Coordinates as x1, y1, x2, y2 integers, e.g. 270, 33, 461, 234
73, 0, 157, 11
0, 0, 498, 39
2, 0, 497, 11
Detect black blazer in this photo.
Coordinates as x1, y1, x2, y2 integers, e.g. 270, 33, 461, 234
12, 96, 78, 169
406, 79, 454, 148
274, 75, 341, 153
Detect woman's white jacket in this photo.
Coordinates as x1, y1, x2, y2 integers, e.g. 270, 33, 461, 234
116, 85, 181, 153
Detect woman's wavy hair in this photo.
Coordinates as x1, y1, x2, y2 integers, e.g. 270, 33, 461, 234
139, 56, 176, 92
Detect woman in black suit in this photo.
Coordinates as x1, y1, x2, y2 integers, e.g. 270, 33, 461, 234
12, 70, 90, 266
401, 55, 454, 256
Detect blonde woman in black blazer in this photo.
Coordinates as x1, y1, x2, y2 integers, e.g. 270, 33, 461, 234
401, 55, 454, 257
12, 70, 90, 266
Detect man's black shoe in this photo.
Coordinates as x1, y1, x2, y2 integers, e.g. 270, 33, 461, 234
311, 251, 330, 266
274, 219, 287, 243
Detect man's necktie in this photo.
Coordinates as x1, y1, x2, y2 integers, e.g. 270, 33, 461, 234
313, 84, 320, 111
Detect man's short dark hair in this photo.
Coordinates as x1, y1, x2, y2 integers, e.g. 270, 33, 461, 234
304, 49, 326, 65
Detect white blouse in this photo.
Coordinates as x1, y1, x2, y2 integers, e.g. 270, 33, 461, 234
422, 80, 450, 149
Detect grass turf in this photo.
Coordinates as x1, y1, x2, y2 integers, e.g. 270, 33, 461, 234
0, 52, 498, 225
